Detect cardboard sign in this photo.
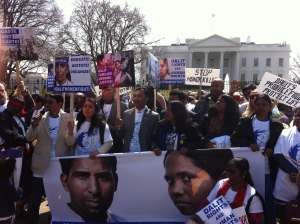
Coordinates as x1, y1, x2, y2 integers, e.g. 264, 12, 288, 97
159, 58, 186, 84
50, 56, 91, 92
257, 72, 300, 108
233, 207, 249, 224
148, 52, 160, 88
119, 86, 131, 95
197, 196, 241, 224
0, 27, 38, 61
185, 68, 220, 86
97, 50, 135, 88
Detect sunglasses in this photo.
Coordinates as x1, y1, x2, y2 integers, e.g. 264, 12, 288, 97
225, 169, 240, 175
249, 94, 259, 100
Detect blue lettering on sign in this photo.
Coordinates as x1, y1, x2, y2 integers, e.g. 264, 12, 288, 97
54, 86, 91, 92
1, 28, 20, 46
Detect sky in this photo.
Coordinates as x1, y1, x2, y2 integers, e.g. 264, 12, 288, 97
56, 0, 300, 60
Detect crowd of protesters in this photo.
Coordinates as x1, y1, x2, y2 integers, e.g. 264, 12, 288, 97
0, 77, 299, 224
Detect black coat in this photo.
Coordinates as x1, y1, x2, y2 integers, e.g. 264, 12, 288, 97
0, 178, 21, 217
230, 113, 284, 181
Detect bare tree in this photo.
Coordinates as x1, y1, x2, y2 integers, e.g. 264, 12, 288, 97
290, 54, 300, 84
58, 0, 161, 85
0, 0, 64, 85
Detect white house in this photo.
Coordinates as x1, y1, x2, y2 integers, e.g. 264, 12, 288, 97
143, 34, 290, 83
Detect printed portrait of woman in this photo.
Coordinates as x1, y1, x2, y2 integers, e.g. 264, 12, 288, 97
163, 149, 234, 215
159, 58, 170, 80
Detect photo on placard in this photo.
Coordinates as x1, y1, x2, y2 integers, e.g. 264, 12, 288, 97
0, 27, 38, 61
159, 58, 186, 84
97, 50, 135, 88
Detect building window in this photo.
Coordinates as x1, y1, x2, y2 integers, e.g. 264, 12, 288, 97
196, 59, 201, 68
278, 74, 282, 78
253, 74, 258, 82
279, 58, 283, 67
254, 58, 258, 67
266, 58, 271, 67
241, 58, 246, 67
241, 74, 245, 81
224, 59, 228, 67
210, 59, 214, 68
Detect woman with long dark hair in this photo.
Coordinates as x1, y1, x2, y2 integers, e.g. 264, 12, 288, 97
152, 101, 205, 155
231, 94, 284, 224
66, 98, 113, 158
200, 94, 240, 148
193, 157, 264, 224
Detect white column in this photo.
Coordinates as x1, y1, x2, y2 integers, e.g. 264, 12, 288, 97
219, 51, 224, 79
235, 51, 240, 80
204, 52, 209, 68
189, 52, 193, 68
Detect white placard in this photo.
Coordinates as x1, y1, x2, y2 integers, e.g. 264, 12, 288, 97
185, 68, 220, 86
196, 196, 241, 224
119, 87, 131, 95
257, 72, 300, 108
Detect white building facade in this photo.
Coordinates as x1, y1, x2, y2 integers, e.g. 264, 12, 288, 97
143, 34, 290, 83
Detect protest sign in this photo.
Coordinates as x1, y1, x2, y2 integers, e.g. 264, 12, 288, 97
0, 27, 38, 61
119, 86, 131, 95
49, 56, 91, 92
197, 196, 241, 224
97, 50, 135, 88
148, 52, 160, 88
257, 72, 300, 108
159, 58, 186, 84
93, 85, 102, 96
43, 148, 264, 223
233, 207, 249, 224
185, 68, 220, 86
47, 64, 54, 91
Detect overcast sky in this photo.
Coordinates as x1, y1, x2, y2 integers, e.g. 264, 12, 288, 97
57, 0, 300, 60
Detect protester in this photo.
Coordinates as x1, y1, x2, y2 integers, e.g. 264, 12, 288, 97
163, 149, 234, 215
194, 78, 238, 124
179, 91, 195, 112
64, 92, 86, 118
0, 158, 23, 224
24, 94, 45, 127
98, 88, 127, 153
0, 82, 8, 112
242, 89, 260, 117
10, 79, 34, 112
31, 87, 39, 95
66, 98, 113, 157
152, 101, 204, 156
160, 90, 197, 122
231, 94, 284, 224
146, 86, 163, 113
272, 103, 290, 125
239, 83, 256, 114
115, 87, 159, 152
273, 107, 300, 222
26, 93, 74, 224
239, 96, 245, 104
200, 94, 240, 148
194, 158, 264, 224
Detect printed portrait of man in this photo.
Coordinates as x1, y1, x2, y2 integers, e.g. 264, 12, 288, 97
59, 157, 126, 223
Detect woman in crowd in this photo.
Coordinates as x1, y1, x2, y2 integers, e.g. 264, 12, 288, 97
192, 158, 264, 224
199, 94, 240, 148
231, 94, 284, 224
152, 101, 205, 155
0, 158, 23, 224
273, 107, 300, 223
163, 149, 234, 215
242, 89, 260, 117
66, 98, 113, 157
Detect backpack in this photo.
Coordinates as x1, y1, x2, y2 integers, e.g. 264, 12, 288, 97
245, 191, 266, 224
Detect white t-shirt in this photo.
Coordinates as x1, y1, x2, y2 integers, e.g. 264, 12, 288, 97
185, 103, 195, 112
207, 178, 263, 214
49, 116, 60, 158
129, 108, 145, 152
73, 121, 112, 156
273, 126, 300, 202
102, 104, 113, 121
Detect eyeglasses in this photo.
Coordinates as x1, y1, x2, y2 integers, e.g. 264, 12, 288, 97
45, 100, 54, 105
249, 94, 259, 100
225, 169, 240, 175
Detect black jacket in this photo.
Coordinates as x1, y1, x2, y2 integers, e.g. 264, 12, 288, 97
152, 120, 205, 151
231, 113, 284, 180
0, 110, 28, 149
